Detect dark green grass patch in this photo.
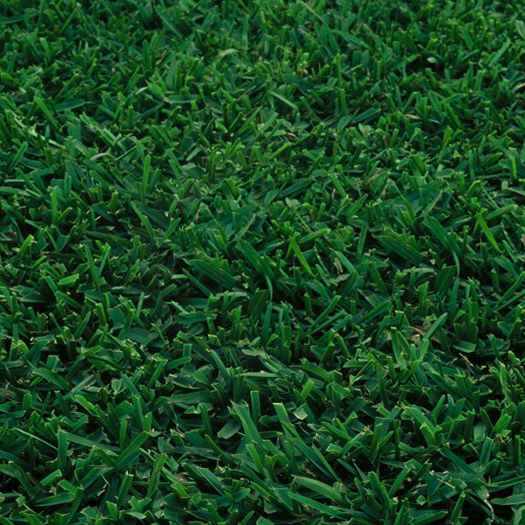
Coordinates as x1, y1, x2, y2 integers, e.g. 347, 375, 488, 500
0, 0, 525, 523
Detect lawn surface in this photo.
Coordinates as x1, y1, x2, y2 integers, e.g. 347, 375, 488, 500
1, 1, 525, 524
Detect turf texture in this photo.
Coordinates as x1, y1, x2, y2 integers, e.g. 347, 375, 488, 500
1, 0, 525, 524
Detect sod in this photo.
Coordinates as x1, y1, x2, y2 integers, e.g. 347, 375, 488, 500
1, 0, 525, 523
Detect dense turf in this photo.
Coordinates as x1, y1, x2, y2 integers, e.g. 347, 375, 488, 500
0, 0, 525, 523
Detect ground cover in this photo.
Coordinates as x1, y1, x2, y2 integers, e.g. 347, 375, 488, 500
0, 1, 525, 523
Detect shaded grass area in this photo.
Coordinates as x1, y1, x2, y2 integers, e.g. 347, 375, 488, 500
0, 0, 525, 523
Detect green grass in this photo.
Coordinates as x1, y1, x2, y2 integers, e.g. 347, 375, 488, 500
0, 0, 525, 523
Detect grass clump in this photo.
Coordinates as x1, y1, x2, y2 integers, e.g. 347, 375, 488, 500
0, 1, 525, 524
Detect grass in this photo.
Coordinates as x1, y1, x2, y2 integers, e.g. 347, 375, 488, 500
0, 0, 524, 523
